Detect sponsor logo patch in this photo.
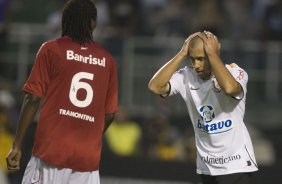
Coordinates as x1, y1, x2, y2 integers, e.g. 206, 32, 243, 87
201, 154, 241, 165
197, 105, 233, 134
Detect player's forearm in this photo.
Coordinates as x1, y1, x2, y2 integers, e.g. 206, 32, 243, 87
148, 51, 186, 94
13, 94, 40, 148
208, 54, 241, 95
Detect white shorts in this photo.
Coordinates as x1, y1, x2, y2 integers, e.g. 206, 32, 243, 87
22, 156, 100, 184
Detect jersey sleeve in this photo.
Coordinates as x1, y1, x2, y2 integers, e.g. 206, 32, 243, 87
23, 43, 52, 98
162, 68, 186, 97
105, 57, 118, 114
226, 63, 248, 100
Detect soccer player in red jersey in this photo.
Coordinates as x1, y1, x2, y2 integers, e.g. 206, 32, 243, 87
6, 0, 118, 183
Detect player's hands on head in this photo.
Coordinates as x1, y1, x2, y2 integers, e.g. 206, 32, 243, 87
180, 32, 200, 56
6, 147, 22, 171
198, 30, 220, 56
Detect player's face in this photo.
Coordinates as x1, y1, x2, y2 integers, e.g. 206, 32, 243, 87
188, 46, 212, 80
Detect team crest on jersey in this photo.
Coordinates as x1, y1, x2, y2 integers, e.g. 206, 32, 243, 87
236, 69, 245, 80
198, 105, 233, 134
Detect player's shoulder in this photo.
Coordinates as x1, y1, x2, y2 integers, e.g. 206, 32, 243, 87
38, 37, 71, 56
175, 66, 190, 74
226, 63, 243, 69
226, 63, 247, 72
36, 39, 55, 56
226, 62, 248, 80
39, 38, 60, 51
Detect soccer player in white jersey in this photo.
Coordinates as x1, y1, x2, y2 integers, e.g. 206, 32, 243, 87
148, 31, 258, 184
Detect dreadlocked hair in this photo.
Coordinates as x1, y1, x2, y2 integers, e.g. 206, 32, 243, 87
61, 0, 97, 44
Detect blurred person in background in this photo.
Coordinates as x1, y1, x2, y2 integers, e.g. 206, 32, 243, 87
92, 0, 111, 39
0, 90, 14, 184
0, 85, 16, 168
141, 114, 162, 158
5, 0, 118, 183
107, 0, 141, 37
105, 106, 142, 157
152, 114, 185, 161
145, 0, 191, 37
261, 0, 282, 41
148, 31, 258, 184
0, 81, 21, 184
0, 80, 19, 132
181, 128, 196, 162
0, 0, 13, 79
141, 112, 190, 162
0, 104, 14, 172
0, 0, 12, 48
46, 0, 66, 39
191, 0, 227, 37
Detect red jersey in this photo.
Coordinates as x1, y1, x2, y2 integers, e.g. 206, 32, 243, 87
23, 36, 118, 171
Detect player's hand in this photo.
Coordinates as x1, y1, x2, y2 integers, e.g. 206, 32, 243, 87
198, 31, 220, 56
6, 146, 22, 171
180, 32, 200, 56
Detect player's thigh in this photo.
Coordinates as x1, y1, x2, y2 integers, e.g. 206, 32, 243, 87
200, 172, 253, 184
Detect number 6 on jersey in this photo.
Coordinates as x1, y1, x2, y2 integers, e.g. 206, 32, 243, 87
69, 72, 94, 108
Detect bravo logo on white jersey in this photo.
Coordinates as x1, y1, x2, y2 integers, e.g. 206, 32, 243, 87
197, 105, 233, 134
66, 50, 106, 67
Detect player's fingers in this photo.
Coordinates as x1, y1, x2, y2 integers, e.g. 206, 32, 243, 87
204, 31, 218, 42
7, 165, 20, 171
185, 31, 200, 42
204, 30, 212, 36
183, 32, 202, 54
197, 32, 208, 40
6, 151, 21, 170
6, 158, 20, 170
213, 34, 218, 42
6, 160, 20, 170
190, 31, 201, 38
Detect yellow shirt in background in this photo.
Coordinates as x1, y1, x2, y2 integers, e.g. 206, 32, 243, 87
106, 121, 141, 156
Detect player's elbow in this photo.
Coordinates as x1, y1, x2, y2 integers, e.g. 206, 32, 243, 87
224, 88, 236, 96
223, 83, 241, 96
148, 80, 163, 94
148, 80, 158, 94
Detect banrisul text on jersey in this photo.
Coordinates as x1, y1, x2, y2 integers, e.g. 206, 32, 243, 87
66, 50, 106, 67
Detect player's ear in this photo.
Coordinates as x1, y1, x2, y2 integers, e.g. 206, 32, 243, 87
91, 19, 97, 30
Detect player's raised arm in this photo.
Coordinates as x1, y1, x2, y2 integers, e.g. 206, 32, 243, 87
198, 31, 241, 96
6, 93, 40, 171
148, 32, 199, 95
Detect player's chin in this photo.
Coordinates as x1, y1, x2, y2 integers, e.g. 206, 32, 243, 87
198, 73, 210, 80
196, 71, 204, 77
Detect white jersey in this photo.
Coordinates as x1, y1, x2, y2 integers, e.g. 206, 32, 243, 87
167, 63, 258, 175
